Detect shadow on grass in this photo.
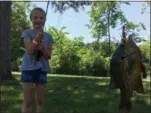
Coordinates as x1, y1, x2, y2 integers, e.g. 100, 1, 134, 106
44, 76, 150, 113
0, 74, 150, 113
0, 74, 23, 113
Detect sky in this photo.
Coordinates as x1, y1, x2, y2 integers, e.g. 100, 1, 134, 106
32, 1, 150, 43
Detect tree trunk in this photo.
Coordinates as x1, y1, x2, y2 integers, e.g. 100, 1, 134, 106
107, 9, 111, 56
0, 1, 13, 82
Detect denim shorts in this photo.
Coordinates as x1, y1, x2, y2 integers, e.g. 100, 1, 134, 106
21, 68, 47, 84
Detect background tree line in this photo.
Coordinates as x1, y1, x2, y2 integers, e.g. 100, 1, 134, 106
0, 1, 149, 81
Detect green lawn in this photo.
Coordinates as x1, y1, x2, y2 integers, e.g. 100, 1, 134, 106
1, 72, 150, 113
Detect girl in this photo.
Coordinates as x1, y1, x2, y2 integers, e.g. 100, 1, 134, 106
20, 7, 54, 113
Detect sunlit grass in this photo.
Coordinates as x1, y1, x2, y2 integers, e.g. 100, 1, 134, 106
1, 72, 150, 113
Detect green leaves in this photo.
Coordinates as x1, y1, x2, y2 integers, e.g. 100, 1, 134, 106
88, 1, 147, 45
11, 2, 33, 70
46, 26, 118, 76
10, 1, 149, 75
50, 1, 92, 13
88, 1, 128, 41
139, 22, 146, 30
140, 39, 150, 60
141, 2, 150, 14
123, 21, 146, 43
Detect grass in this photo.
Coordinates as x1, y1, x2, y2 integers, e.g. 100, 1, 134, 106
1, 72, 150, 113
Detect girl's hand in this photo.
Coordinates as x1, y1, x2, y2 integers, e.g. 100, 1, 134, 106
35, 32, 44, 42
38, 43, 45, 51
38, 43, 52, 60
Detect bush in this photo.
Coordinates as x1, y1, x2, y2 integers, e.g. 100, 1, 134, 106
11, 58, 22, 71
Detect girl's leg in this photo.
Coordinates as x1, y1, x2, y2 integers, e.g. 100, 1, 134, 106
35, 70, 47, 113
21, 83, 33, 113
35, 84, 45, 113
21, 70, 35, 113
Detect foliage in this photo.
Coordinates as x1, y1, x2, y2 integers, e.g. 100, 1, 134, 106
50, 1, 92, 13
46, 26, 114, 76
141, 1, 150, 14
87, 1, 129, 41
139, 40, 150, 72
11, 2, 32, 71
10, 1, 149, 77
87, 1, 146, 44
139, 40, 150, 60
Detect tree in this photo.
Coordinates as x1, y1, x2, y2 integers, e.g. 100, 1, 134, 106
139, 40, 150, 73
46, 25, 108, 76
139, 39, 150, 60
0, 1, 33, 81
50, 1, 92, 13
11, 2, 31, 71
87, 1, 130, 55
124, 21, 146, 43
141, 1, 150, 14
0, 1, 13, 81
47, 26, 70, 73
0, 1, 92, 80
87, 1, 146, 55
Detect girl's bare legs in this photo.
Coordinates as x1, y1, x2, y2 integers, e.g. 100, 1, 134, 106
35, 84, 45, 113
21, 83, 34, 113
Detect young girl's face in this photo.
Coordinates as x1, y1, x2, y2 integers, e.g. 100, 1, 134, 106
31, 10, 45, 30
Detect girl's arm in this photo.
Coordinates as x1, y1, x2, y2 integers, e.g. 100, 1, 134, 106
23, 37, 38, 55
23, 33, 43, 55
